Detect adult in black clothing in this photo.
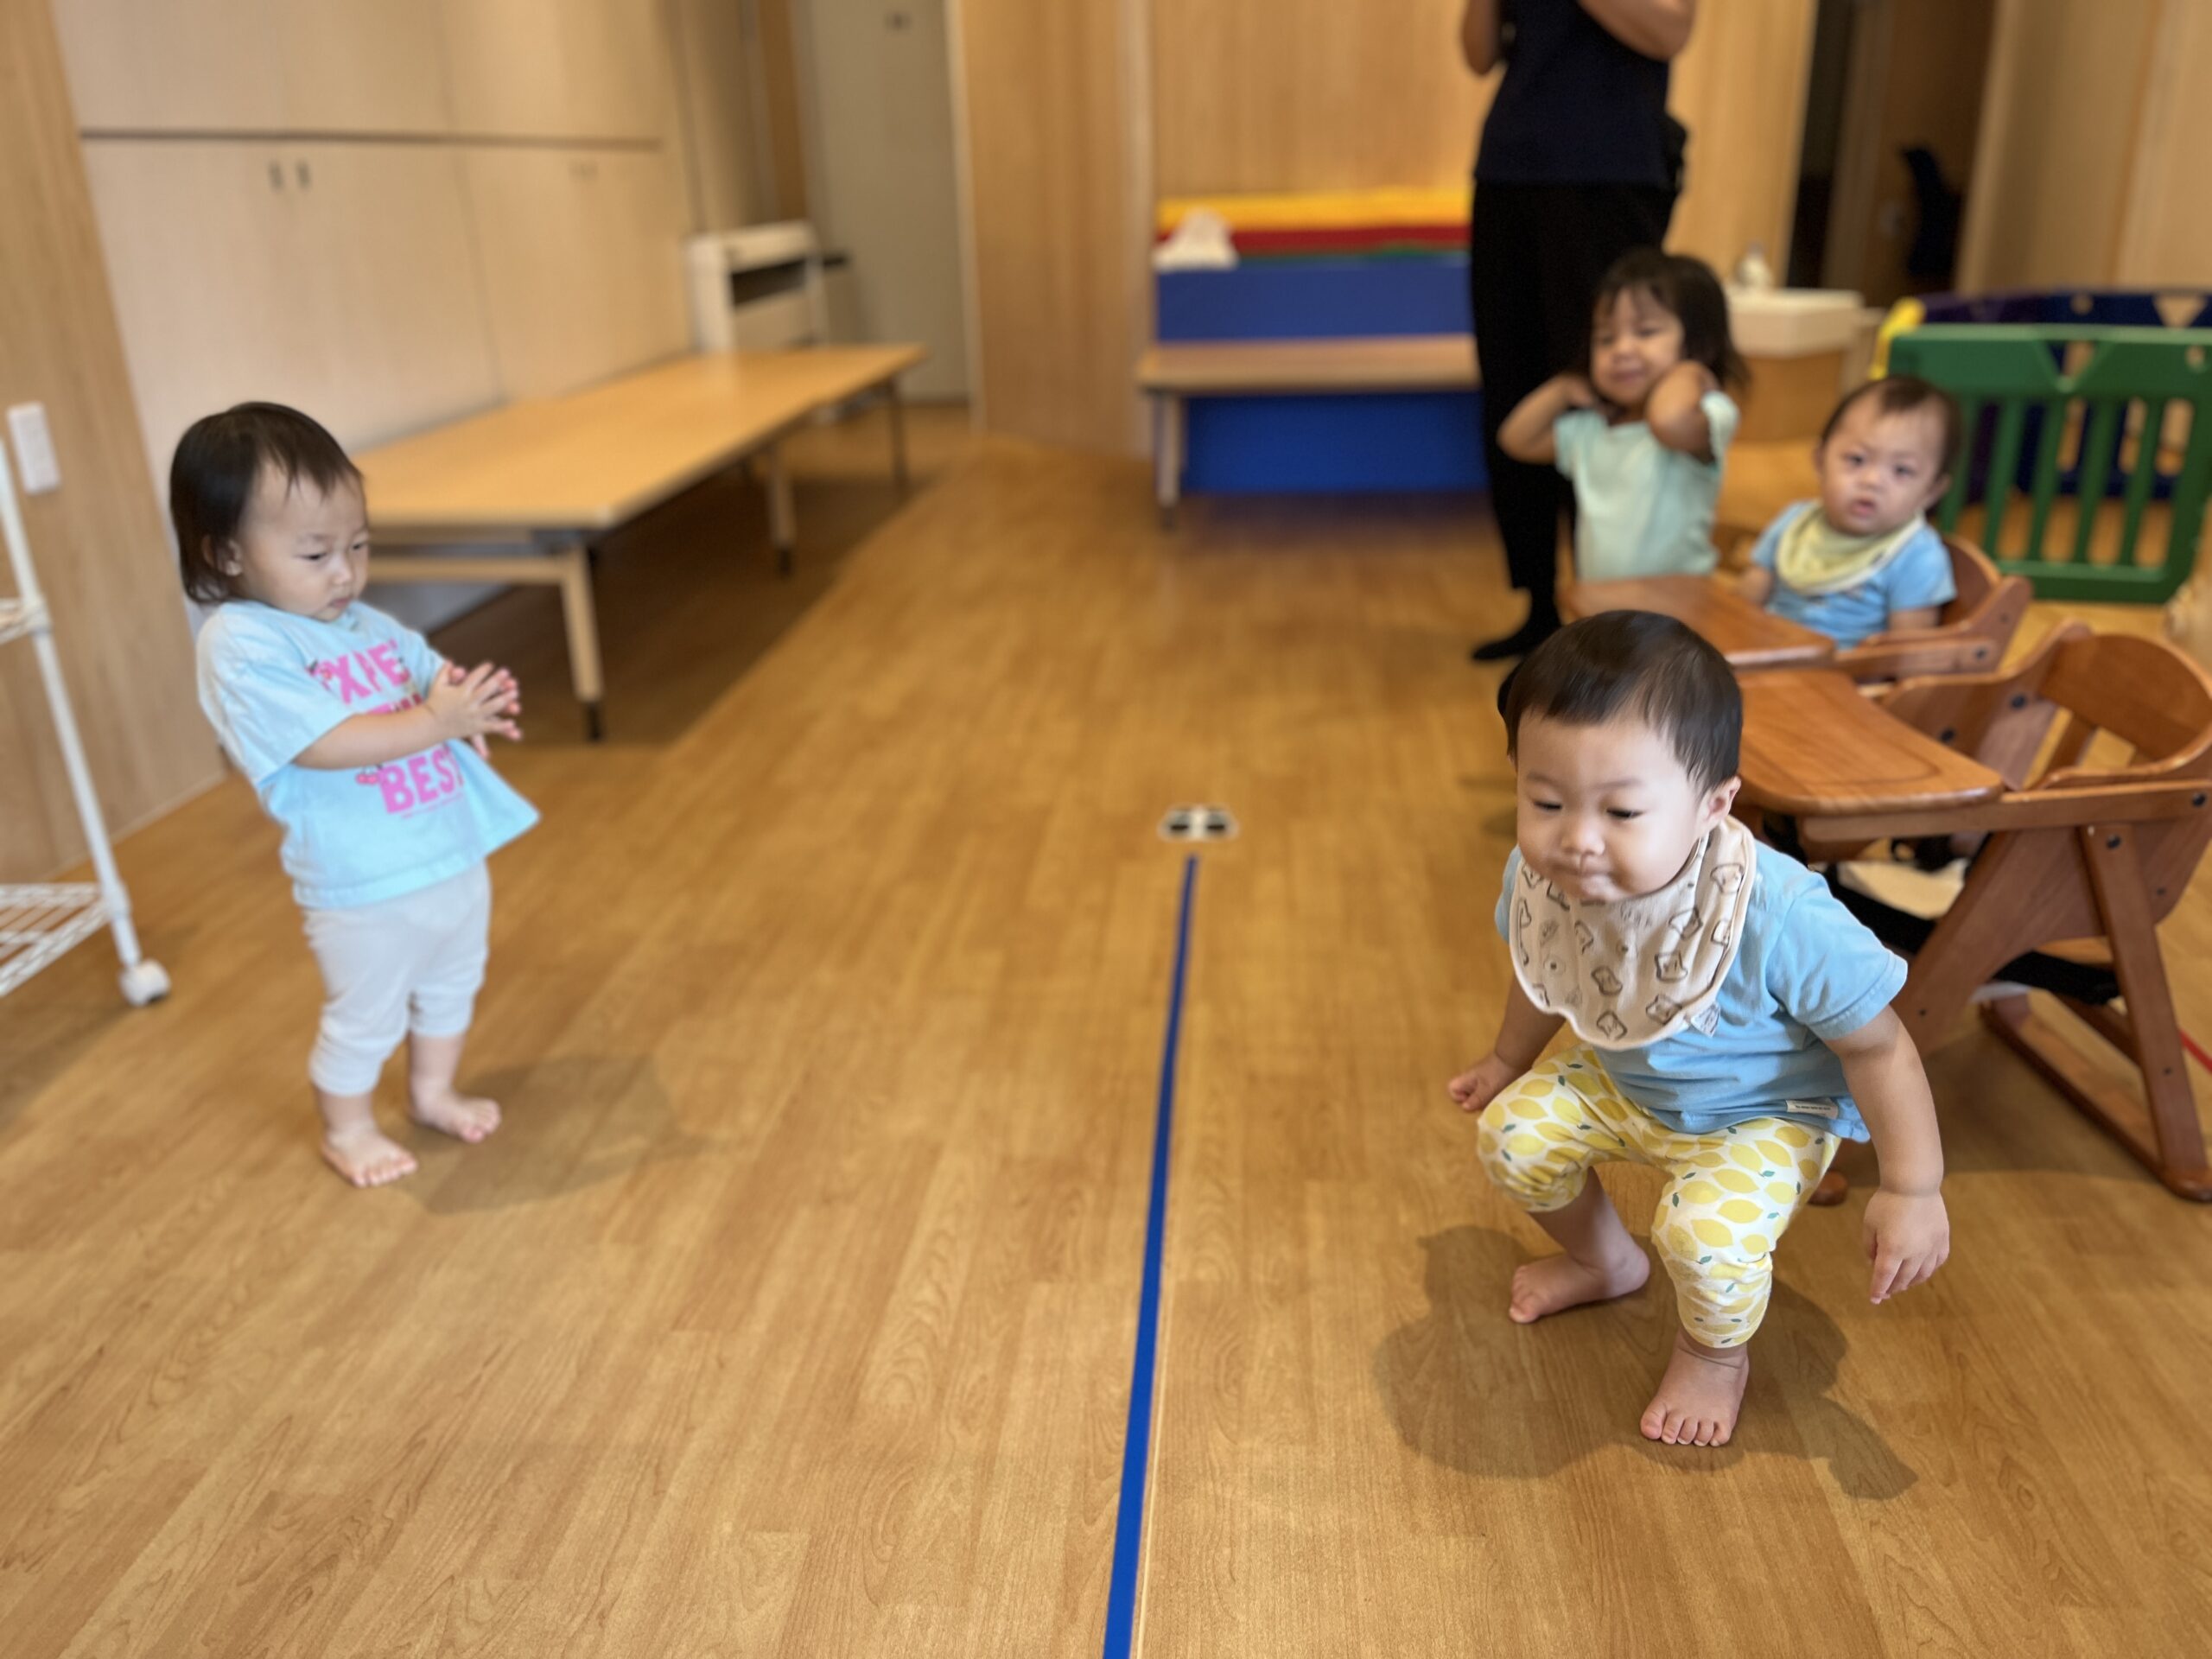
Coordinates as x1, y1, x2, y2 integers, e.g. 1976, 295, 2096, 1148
1463, 0, 1697, 661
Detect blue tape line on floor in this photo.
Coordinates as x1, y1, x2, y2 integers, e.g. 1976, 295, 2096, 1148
1102, 854, 1198, 1659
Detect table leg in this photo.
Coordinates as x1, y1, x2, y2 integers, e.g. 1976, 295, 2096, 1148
887, 381, 911, 492
553, 540, 606, 741
1154, 393, 1183, 530
766, 443, 797, 576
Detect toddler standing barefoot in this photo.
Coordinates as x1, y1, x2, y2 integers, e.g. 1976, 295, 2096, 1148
178, 404, 537, 1186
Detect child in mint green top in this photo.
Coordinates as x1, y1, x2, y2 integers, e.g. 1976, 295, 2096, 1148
179, 403, 536, 1190
1499, 249, 1745, 582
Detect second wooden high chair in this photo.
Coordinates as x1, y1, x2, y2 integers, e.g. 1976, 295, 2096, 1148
1779, 625, 2212, 1198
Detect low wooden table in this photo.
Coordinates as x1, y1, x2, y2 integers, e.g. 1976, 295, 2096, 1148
1561, 575, 1836, 671
359, 345, 925, 738
1135, 335, 1478, 526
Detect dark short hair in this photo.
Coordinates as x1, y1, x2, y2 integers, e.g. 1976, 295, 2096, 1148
1821, 373, 1963, 479
1501, 612, 1742, 792
1576, 248, 1749, 392
171, 403, 361, 603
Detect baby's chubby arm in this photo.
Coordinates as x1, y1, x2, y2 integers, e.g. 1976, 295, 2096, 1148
1448, 977, 1566, 1113
1499, 374, 1599, 466
296, 662, 522, 770
1827, 1007, 1951, 1304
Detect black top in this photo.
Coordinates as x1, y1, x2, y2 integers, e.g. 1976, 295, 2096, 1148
1474, 0, 1678, 188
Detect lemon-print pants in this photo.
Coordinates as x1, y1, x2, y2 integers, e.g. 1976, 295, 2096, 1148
1476, 1048, 1840, 1348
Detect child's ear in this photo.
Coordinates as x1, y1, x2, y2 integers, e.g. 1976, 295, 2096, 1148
213, 536, 242, 576
1923, 473, 1952, 512
1705, 775, 1743, 826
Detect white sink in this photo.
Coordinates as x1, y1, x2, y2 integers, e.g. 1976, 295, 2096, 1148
1725, 286, 1872, 357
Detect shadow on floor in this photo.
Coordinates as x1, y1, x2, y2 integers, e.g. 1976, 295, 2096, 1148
1374, 1223, 1916, 1500
427, 450, 925, 751
404, 1052, 704, 1215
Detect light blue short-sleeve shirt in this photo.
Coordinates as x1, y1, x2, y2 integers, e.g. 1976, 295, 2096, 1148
1752, 502, 1957, 649
1494, 841, 1904, 1140
1554, 388, 1739, 582
196, 600, 538, 910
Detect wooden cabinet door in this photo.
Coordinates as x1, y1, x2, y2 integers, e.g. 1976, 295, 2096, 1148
78, 140, 320, 491
596, 150, 690, 374
465, 147, 688, 400
289, 144, 502, 444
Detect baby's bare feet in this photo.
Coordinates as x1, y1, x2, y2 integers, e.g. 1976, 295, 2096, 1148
410, 1084, 501, 1144
1508, 1246, 1650, 1324
321, 1122, 419, 1188
1641, 1329, 1750, 1446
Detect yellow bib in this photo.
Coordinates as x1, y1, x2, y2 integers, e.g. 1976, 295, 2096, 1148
1774, 504, 1926, 598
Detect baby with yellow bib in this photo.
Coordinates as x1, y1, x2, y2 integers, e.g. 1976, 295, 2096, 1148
1738, 376, 1963, 647
1448, 613, 1949, 1447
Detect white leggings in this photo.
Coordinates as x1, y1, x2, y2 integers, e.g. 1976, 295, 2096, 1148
302, 864, 492, 1096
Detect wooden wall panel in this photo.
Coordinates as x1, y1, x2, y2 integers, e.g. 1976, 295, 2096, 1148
2112, 0, 2212, 288
955, 0, 1148, 454
1665, 0, 1817, 274
0, 0, 220, 880
1150, 0, 1814, 270
1152, 0, 1478, 197
1957, 0, 2161, 291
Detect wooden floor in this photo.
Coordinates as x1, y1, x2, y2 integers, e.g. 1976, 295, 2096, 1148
5, 409, 2212, 1656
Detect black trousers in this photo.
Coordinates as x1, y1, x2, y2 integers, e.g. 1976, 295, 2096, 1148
1467, 181, 1676, 601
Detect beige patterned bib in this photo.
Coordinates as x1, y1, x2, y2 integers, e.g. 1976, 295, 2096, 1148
1508, 817, 1757, 1049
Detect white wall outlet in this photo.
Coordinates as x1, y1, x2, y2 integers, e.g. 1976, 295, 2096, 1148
5, 404, 60, 494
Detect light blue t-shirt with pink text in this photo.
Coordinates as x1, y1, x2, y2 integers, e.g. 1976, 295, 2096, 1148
196, 600, 537, 910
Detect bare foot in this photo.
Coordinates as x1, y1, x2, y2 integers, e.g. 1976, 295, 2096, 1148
1641, 1329, 1751, 1446
410, 1084, 501, 1144
1508, 1245, 1650, 1325
321, 1122, 419, 1188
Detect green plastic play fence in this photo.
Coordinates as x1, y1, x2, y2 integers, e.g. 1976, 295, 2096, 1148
1885, 324, 2212, 603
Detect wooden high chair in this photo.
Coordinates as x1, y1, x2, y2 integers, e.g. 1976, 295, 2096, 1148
1831, 536, 2032, 683
1738, 627, 2212, 1198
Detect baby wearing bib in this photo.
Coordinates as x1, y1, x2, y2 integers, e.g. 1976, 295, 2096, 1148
1449, 613, 1950, 1447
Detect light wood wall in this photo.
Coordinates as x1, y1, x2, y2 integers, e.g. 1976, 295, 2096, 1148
2115, 1, 2212, 287
959, 0, 1817, 455
953, 0, 1150, 454
1957, 0, 2162, 291
1150, 0, 1815, 274
0, 0, 220, 880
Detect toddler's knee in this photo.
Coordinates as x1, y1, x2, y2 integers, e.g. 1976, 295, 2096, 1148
1476, 1095, 1583, 1211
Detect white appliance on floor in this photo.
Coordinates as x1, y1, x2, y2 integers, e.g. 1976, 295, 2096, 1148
0, 428, 168, 1007
686, 221, 830, 353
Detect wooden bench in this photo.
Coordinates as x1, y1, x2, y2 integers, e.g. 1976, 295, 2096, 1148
1135, 335, 1478, 525
358, 344, 925, 739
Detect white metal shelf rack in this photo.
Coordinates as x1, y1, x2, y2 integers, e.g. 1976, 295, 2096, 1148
0, 438, 168, 1006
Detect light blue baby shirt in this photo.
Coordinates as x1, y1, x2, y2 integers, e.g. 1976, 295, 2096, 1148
1554, 389, 1739, 581
196, 601, 538, 910
1751, 501, 1957, 649
1494, 841, 1905, 1141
